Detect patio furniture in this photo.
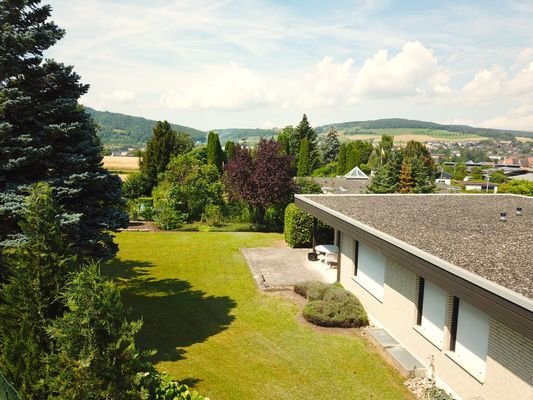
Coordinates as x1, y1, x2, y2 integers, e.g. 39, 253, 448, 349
315, 244, 339, 267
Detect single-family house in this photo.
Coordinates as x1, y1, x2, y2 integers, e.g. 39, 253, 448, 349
294, 194, 532, 400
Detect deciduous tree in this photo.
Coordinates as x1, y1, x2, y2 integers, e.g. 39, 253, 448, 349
225, 139, 294, 224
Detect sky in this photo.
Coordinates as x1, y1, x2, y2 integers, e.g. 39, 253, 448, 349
45, 0, 533, 131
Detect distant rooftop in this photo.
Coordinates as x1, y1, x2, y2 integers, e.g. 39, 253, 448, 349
298, 194, 532, 299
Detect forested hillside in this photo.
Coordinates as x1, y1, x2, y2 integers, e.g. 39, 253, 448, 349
86, 107, 206, 150
315, 118, 533, 140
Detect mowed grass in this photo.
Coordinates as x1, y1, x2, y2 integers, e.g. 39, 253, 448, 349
104, 232, 414, 400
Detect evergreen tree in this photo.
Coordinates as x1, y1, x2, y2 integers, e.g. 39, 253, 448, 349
224, 140, 237, 161
0, 0, 127, 262
0, 183, 77, 398
140, 121, 179, 192
206, 131, 225, 173
398, 160, 413, 193
337, 144, 347, 175
367, 150, 403, 193
47, 263, 148, 400
321, 126, 340, 164
297, 138, 310, 176
294, 114, 318, 172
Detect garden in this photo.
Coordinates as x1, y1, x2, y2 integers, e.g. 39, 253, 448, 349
103, 231, 415, 400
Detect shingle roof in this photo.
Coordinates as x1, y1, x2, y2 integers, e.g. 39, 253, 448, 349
299, 194, 533, 299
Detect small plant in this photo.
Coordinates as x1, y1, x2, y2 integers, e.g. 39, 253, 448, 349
137, 371, 209, 400
202, 204, 222, 226
424, 383, 455, 400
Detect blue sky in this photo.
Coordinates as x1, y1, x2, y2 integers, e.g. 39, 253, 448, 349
45, 0, 533, 131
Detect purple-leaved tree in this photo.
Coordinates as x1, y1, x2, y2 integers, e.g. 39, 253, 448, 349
225, 139, 295, 224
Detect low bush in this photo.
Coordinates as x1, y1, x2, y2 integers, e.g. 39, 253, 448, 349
295, 281, 369, 328
137, 371, 209, 400
294, 281, 329, 300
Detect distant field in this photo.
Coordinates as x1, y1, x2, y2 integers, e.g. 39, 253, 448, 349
337, 128, 483, 143
102, 156, 140, 171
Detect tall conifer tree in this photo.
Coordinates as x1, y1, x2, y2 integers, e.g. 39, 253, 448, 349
0, 0, 127, 263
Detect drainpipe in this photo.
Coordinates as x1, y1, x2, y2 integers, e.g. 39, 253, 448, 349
335, 229, 341, 283
312, 217, 317, 252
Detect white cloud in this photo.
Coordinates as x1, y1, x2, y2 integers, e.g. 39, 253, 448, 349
160, 62, 276, 111
100, 90, 136, 103
460, 66, 507, 103
481, 104, 533, 131
353, 41, 445, 98
294, 57, 358, 108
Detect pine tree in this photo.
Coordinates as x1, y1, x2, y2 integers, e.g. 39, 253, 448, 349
367, 150, 403, 193
0, 0, 127, 262
321, 126, 340, 164
0, 183, 77, 398
297, 138, 310, 176
206, 131, 224, 172
140, 121, 179, 192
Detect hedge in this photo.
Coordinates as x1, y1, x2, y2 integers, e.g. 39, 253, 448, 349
284, 204, 334, 248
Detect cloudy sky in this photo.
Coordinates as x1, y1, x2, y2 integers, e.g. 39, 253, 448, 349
45, 0, 533, 131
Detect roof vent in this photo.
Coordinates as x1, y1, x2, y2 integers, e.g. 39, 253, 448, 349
500, 212, 507, 222
516, 207, 523, 216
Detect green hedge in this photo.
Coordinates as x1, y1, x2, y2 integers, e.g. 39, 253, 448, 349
284, 204, 334, 248
295, 282, 369, 328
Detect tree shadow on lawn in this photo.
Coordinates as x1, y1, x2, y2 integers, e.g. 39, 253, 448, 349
103, 258, 236, 364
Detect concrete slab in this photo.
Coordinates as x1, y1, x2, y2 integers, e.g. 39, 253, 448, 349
386, 347, 427, 378
367, 327, 400, 348
241, 248, 336, 290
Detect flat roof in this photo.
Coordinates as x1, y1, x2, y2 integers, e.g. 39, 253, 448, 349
297, 194, 532, 299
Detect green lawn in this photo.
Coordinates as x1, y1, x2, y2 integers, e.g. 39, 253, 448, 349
104, 232, 414, 400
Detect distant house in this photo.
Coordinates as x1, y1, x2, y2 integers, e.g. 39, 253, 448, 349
465, 182, 498, 193
295, 194, 532, 400
435, 171, 452, 185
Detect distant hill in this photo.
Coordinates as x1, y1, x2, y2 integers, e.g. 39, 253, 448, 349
213, 128, 278, 145
315, 118, 533, 140
85, 107, 206, 150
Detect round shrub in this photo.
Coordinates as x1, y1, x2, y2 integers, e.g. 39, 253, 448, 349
298, 283, 369, 328
294, 281, 329, 300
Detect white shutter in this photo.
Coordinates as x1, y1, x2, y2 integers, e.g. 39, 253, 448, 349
420, 280, 447, 348
356, 242, 385, 301
455, 300, 489, 381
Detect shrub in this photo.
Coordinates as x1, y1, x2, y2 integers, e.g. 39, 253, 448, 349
122, 172, 149, 198
294, 281, 329, 300
154, 205, 187, 230
284, 204, 313, 247
284, 204, 334, 248
137, 371, 209, 400
296, 282, 369, 328
294, 177, 323, 194
202, 204, 222, 226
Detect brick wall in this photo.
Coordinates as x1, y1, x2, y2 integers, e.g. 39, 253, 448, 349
338, 232, 533, 400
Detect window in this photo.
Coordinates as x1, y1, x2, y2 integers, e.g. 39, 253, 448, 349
353, 241, 385, 301
447, 298, 490, 382
415, 278, 447, 348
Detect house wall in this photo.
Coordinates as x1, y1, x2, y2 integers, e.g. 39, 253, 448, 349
339, 232, 533, 400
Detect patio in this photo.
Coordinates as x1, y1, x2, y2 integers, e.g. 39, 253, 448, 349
241, 247, 337, 290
